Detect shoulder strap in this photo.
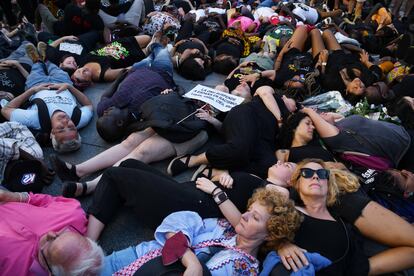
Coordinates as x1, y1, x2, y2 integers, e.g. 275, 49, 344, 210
71, 106, 81, 126
31, 98, 51, 133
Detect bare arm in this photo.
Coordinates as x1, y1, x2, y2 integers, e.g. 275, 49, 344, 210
48, 83, 93, 108
255, 86, 283, 123
49, 35, 78, 48
0, 60, 29, 78
164, 232, 203, 276
195, 178, 242, 228
301, 107, 339, 138
1, 83, 51, 119
100, 69, 128, 100
354, 201, 414, 275
103, 68, 127, 82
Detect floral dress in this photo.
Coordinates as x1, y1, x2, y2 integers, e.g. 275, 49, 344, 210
142, 12, 181, 36
102, 211, 259, 276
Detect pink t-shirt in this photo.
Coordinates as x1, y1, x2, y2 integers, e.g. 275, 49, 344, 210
0, 193, 87, 276
228, 16, 260, 32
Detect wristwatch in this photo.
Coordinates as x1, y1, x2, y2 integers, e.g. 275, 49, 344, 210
213, 191, 228, 205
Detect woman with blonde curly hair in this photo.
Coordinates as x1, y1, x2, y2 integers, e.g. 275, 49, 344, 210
100, 188, 302, 275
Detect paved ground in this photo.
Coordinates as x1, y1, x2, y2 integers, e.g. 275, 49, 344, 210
43, 71, 226, 254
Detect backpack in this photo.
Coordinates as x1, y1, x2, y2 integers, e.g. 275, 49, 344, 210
30, 98, 81, 146
126, 92, 208, 143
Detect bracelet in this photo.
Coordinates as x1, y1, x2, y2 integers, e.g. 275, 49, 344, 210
321, 62, 327, 66
211, 186, 220, 195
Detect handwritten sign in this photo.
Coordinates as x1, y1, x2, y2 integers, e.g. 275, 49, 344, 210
59, 43, 83, 55
183, 84, 244, 112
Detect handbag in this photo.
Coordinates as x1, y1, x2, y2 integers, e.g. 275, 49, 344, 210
126, 92, 208, 143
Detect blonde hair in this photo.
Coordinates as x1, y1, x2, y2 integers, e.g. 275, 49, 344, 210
291, 159, 360, 206
248, 188, 303, 251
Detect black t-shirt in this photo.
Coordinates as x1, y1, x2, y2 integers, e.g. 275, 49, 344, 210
88, 37, 146, 69
53, 4, 104, 36
224, 63, 274, 94
293, 214, 369, 276
214, 40, 244, 59
176, 41, 206, 54
46, 42, 86, 66
322, 50, 382, 93
0, 63, 31, 96
274, 48, 314, 88
288, 139, 335, 163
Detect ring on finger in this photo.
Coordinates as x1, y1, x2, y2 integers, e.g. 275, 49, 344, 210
286, 255, 292, 260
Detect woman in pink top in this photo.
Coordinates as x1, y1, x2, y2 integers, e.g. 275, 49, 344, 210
228, 8, 260, 33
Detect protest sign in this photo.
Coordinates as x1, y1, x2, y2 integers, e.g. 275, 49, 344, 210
183, 84, 244, 112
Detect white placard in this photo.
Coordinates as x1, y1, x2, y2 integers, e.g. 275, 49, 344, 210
59, 42, 83, 55
183, 84, 244, 112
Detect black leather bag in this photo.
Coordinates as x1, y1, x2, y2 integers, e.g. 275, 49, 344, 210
126, 92, 208, 143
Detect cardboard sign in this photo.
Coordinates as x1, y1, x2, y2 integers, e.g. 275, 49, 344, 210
183, 84, 244, 112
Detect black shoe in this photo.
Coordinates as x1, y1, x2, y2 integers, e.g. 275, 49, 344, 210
167, 155, 192, 176
50, 154, 80, 182
62, 181, 88, 198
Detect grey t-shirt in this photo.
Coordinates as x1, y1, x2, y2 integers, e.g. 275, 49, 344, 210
323, 115, 411, 167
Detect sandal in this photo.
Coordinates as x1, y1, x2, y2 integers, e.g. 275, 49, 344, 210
191, 164, 212, 181
167, 155, 192, 176
62, 181, 88, 198
49, 154, 80, 182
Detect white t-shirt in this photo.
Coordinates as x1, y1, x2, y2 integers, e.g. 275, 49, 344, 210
253, 7, 277, 20
10, 89, 93, 130
292, 3, 319, 24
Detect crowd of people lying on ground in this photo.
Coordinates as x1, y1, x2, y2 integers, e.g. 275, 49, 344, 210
0, 0, 414, 275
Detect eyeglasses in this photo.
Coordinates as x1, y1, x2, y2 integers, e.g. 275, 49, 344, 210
40, 225, 82, 275
298, 168, 330, 180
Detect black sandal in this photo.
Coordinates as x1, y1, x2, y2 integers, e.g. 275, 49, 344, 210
167, 155, 192, 176
191, 165, 213, 181
62, 181, 88, 198
50, 154, 79, 182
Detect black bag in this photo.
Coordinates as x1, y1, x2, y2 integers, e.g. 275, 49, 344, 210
30, 98, 81, 146
3, 159, 45, 193
126, 92, 208, 143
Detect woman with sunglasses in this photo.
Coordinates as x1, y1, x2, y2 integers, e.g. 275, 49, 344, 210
270, 159, 414, 275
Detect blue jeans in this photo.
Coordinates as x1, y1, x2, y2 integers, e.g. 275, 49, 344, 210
132, 43, 173, 76
2, 41, 32, 66
25, 61, 72, 89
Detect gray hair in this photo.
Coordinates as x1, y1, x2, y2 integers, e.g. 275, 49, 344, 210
50, 237, 104, 276
51, 133, 82, 153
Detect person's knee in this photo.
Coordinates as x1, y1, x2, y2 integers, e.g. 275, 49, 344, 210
129, 145, 154, 162
121, 132, 145, 150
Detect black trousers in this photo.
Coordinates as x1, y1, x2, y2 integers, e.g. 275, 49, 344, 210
205, 103, 278, 178
88, 159, 263, 229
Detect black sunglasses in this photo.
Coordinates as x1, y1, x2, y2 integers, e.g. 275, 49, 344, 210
41, 225, 82, 275
299, 168, 330, 180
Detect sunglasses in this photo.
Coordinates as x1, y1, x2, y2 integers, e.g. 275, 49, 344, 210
298, 168, 330, 180
40, 225, 82, 275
